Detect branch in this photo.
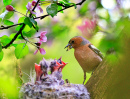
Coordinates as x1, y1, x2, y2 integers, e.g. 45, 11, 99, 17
21, 31, 38, 48
0, 23, 22, 30
2, 23, 25, 49
29, 0, 40, 17
2, 0, 40, 49
34, 0, 86, 19
2, 0, 86, 49
0, 0, 86, 30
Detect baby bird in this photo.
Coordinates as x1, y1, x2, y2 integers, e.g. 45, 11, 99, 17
65, 36, 103, 84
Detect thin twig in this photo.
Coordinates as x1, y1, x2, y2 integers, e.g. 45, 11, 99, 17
0, 23, 22, 30
0, 0, 86, 30
29, 0, 40, 17
56, 3, 66, 7
21, 32, 38, 48
14, 10, 27, 16
2, 23, 25, 49
34, 0, 86, 19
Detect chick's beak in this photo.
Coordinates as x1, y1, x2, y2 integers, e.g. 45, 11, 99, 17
64, 43, 72, 51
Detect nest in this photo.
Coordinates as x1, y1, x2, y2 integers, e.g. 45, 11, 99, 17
20, 57, 90, 99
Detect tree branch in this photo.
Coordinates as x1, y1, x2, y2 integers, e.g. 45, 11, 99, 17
1, 0, 86, 49
2, 23, 25, 49
0, 23, 22, 30
29, 0, 40, 17
0, 0, 86, 30
34, 0, 86, 19
2, 0, 40, 49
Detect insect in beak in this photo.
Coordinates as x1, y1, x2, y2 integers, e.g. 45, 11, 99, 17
64, 44, 72, 51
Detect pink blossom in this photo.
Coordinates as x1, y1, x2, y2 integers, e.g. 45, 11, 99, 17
32, 0, 43, 13
6, 5, 14, 11
34, 42, 46, 55
39, 31, 47, 42
26, 0, 43, 14
34, 48, 46, 55
26, 2, 32, 10
26, 2, 36, 14
37, 6, 43, 13
34, 49, 38, 55
32, 0, 37, 6
77, 19, 96, 39
39, 48, 46, 54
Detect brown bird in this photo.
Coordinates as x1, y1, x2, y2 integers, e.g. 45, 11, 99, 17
65, 36, 103, 84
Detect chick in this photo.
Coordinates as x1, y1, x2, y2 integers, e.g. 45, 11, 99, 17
65, 36, 103, 84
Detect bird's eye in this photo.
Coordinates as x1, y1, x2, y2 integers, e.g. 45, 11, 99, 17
72, 40, 74, 43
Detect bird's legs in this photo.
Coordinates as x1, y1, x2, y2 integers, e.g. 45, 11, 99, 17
83, 72, 86, 85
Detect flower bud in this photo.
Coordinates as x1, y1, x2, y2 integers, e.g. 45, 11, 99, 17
32, 0, 36, 6
6, 5, 14, 11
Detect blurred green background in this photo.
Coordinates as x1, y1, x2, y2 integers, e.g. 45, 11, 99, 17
0, 0, 130, 98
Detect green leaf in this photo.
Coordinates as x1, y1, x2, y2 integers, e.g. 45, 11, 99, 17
0, 35, 11, 46
18, 17, 26, 23
40, 0, 45, 1
9, 33, 21, 41
0, 43, 2, 52
0, 10, 8, 19
34, 25, 39, 31
63, 0, 70, 3
15, 24, 23, 31
59, 1, 65, 4
4, 11, 14, 19
4, 20, 14, 25
30, 18, 37, 25
79, 2, 89, 16
0, 11, 14, 21
9, 33, 16, 39
0, 18, 2, 23
30, 18, 39, 31
46, 3, 58, 17
23, 25, 31, 33
3, 0, 12, 6
15, 43, 29, 59
0, 51, 4, 61
12, 44, 18, 47
71, 3, 77, 9
58, 6, 63, 13
24, 17, 33, 28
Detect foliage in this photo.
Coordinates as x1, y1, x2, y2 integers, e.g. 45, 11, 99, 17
0, 0, 84, 61
15, 43, 29, 59
0, 0, 130, 98
3, 0, 12, 6
46, 3, 58, 17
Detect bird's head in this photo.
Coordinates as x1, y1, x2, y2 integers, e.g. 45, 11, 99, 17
65, 36, 90, 51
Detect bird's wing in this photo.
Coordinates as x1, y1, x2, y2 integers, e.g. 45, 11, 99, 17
88, 44, 104, 59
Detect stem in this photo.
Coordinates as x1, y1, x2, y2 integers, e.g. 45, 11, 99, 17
20, 32, 38, 48
29, 0, 40, 17
14, 10, 26, 16
34, 0, 86, 19
28, 37, 38, 39
0, 23, 22, 30
0, 0, 86, 30
2, 23, 26, 49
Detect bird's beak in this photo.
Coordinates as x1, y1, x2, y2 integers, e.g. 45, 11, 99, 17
64, 44, 72, 51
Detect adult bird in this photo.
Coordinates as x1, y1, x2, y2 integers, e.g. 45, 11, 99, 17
65, 36, 103, 84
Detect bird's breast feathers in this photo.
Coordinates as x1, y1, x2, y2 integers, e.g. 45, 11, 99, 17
74, 44, 102, 72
